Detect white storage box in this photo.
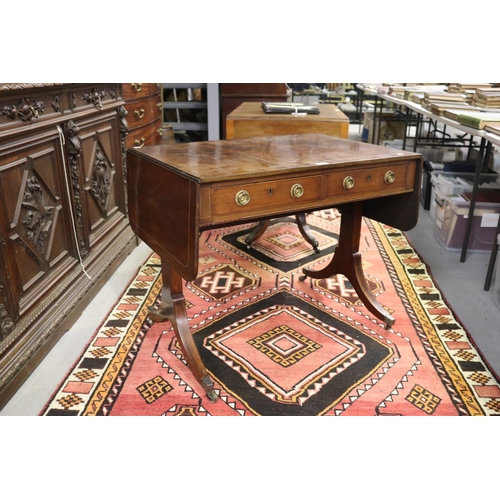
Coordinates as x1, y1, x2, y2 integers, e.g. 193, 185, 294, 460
433, 194, 500, 251
429, 171, 500, 222
431, 171, 500, 196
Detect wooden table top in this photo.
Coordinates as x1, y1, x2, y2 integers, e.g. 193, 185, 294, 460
226, 101, 349, 123
132, 134, 421, 184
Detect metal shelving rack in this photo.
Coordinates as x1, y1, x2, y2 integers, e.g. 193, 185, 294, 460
162, 83, 220, 141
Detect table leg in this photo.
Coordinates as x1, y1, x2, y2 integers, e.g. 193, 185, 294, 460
296, 213, 320, 253
299, 202, 395, 328
244, 220, 269, 248
245, 216, 319, 252
148, 253, 218, 401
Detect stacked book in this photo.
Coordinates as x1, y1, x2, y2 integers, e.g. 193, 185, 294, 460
447, 83, 493, 93
454, 111, 500, 130
387, 84, 448, 101
484, 124, 500, 135
473, 89, 500, 109
421, 91, 472, 115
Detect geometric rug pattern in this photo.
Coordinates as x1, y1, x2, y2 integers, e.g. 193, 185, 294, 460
41, 210, 500, 415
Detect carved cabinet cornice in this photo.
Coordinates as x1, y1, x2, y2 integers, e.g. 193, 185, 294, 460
0, 83, 137, 407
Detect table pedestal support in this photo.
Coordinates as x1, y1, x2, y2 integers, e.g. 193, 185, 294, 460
299, 202, 395, 328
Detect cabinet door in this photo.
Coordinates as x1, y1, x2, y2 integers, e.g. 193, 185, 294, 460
0, 128, 77, 319
72, 109, 127, 250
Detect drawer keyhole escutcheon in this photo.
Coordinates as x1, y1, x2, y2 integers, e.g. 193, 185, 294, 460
291, 183, 304, 199
343, 176, 355, 190
384, 171, 396, 184
235, 190, 251, 206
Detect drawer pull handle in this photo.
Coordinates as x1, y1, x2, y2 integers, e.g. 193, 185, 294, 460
157, 127, 163, 136
134, 108, 145, 119
134, 137, 145, 148
131, 83, 142, 92
157, 102, 163, 111
343, 176, 355, 190
290, 183, 304, 199
235, 190, 251, 207
385, 171, 396, 184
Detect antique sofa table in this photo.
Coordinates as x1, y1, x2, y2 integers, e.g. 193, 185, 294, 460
127, 134, 422, 401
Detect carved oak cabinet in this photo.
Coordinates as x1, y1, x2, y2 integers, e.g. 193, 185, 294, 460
0, 83, 137, 407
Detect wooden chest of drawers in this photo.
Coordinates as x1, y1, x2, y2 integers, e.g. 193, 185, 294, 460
122, 83, 163, 150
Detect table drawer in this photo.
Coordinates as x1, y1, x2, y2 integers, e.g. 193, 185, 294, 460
212, 175, 322, 217
325, 162, 415, 201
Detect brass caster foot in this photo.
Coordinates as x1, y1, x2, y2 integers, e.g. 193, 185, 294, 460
384, 316, 395, 329
206, 391, 218, 403
147, 306, 168, 323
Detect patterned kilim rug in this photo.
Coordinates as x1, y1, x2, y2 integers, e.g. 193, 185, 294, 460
41, 210, 500, 416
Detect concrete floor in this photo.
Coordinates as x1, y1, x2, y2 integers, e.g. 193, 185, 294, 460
2, 126, 500, 416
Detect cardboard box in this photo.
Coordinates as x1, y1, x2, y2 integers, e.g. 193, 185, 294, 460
362, 112, 406, 144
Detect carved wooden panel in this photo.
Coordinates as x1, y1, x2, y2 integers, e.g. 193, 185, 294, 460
0, 129, 76, 317
77, 111, 127, 247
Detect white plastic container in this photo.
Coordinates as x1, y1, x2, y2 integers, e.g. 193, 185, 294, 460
433, 194, 500, 252
429, 171, 500, 222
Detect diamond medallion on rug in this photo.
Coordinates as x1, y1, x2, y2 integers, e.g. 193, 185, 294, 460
191, 292, 394, 414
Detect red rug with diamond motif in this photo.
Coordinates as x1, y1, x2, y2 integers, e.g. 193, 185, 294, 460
41, 210, 500, 416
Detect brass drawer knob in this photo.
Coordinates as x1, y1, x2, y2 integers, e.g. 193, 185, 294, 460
343, 176, 355, 190
134, 137, 145, 148
235, 190, 251, 206
384, 170, 396, 184
134, 108, 145, 119
157, 127, 163, 136
131, 83, 142, 92
290, 183, 304, 198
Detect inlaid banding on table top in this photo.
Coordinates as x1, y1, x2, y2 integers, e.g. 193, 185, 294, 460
132, 134, 422, 183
